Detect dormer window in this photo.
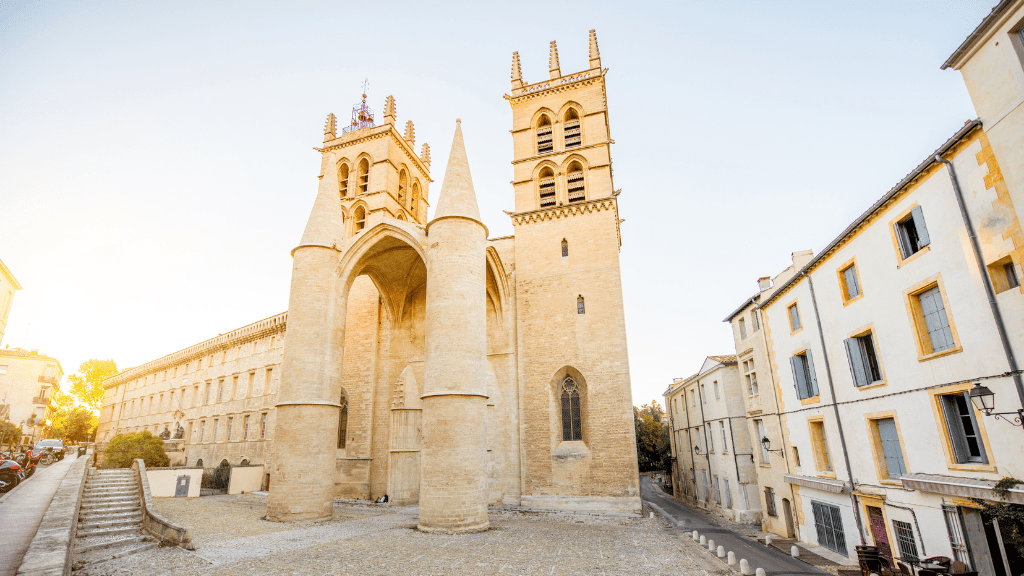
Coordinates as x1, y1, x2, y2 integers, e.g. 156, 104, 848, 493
539, 167, 556, 208
563, 109, 581, 149
566, 162, 585, 203
357, 158, 370, 194
339, 163, 349, 197
537, 115, 553, 154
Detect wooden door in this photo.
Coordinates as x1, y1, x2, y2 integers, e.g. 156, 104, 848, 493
868, 506, 893, 564
782, 498, 795, 538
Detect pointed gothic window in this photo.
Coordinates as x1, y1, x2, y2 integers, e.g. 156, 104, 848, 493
539, 167, 556, 208
561, 376, 582, 441
354, 206, 366, 231
577, 295, 585, 314
339, 163, 349, 197
410, 182, 419, 216
357, 158, 370, 193
398, 169, 408, 207
337, 392, 348, 449
537, 115, 553, 154
562, 238, 568, 257
567, 161, 585, 203
563, 108, 581, 149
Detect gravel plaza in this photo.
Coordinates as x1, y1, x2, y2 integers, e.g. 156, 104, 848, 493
75, 494, 733, 576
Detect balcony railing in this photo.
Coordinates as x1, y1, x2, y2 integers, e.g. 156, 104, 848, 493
38, 374, 58, 385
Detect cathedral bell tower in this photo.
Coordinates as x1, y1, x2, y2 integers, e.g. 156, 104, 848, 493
506, 31, 641, 514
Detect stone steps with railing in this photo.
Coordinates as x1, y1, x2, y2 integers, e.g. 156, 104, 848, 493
72, 469, 154, 569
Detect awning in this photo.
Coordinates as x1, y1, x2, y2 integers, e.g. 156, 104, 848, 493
783, 474, 849, 494
901, 473, 1024, 505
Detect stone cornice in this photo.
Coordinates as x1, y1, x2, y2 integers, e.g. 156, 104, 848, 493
315, 125, 432, 182
511, 142, 610, 166
105, 312, 288, 387
507, 197, 617, 226
505, 68, 606, 104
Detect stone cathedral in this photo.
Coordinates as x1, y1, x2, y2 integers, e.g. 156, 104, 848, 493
267, 30, 639, 531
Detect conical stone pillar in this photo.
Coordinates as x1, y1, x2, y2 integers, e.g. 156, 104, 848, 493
267, 154, 347, 522
418, 120, 490, 533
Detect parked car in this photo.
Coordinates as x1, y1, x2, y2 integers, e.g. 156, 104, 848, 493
33, 439, 65, 465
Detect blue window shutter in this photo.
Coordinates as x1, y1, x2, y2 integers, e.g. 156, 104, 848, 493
805, 353, 819, 397
844, 337, 867, 387
911, 206, 931, 248
877, 418, 906, 479
940, 395, 970, 463
844, 266, 860, 298
791, 356, 808, 399
895, 221, 911, 259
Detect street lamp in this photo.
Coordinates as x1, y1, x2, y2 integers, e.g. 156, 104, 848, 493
760, 436, 784, 454
969, 382, 1023, 427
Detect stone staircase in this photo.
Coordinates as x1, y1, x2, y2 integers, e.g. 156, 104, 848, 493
72, 469, 157, 569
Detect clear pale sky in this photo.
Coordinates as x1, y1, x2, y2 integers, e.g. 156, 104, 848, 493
0, 0, 993, 409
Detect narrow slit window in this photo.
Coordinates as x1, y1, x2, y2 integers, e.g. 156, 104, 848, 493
357, 158, 370, 193
398, 169, 408, 207
538, 167, 556, 208
577, 295, 585, 314
410, 182, 419, 216
566, 162, 585, 203
536, 115, 553, 154
563, 109, 581, 149
561, 238, 568, 257
339, 163, 349, 197
337, 393, 348, 449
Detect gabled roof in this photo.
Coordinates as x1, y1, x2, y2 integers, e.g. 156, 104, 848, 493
724, 294, 759, 323
707, 355, 737, 364
942, 0, 1018, 70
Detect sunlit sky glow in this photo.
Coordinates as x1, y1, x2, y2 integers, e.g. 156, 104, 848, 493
0, 0, 992, 408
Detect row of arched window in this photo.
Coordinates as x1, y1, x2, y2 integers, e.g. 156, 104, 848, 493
537, 160, 586, 208
536, 108, 582, 155
338, 159, 421, 220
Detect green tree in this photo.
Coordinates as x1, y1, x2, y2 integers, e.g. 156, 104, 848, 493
0, 421, 21, 447
67, 359, 118, 411
51, 406, 97, 443
634, 401, 669, 472
103, 431, 169, 469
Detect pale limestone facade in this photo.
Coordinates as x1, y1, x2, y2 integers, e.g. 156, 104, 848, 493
0, 257, 20, 347
664, 356, 761, 524
97, 31, 640, 532
0, 348, 63, 445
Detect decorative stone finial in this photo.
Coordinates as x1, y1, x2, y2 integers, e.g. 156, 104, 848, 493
323, 113, 336, 142
589, 29, 601, 69
421, 143, 430, 167
404, 120, 415, 145
548, 40, 561, 79
383, 95, 396, 125
511, 51, 523, 88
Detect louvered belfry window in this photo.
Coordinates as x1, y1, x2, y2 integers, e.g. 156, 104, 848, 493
539, 167, 556, 208
537, 116, 554, 154
357, 158, 370, 193
339, 163, 349, 197
563, 109, 581, 149
567, 163, 585, 203
561, 376, 582, 441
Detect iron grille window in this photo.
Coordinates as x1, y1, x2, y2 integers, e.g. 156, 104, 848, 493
764, 487, 777, 516
892, 520, 919, 563
560, 376, 582, 441
566, 168, 585, 203
811, 501, 848, 556
942, 505, 971, 567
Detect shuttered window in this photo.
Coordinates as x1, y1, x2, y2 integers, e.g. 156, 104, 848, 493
895, 206, 931, 260
566, 165, 585, 203
756, 420, 769, 463
842, 264, 861, 300
939, 392, 987, 464
844, 332, 882, 387
739, 318, 747, 339
918, 287, 954, 352
812, 501, 848, 556
764, 486, 777, 516
789, 304, 802, 331
563, 109, 581, 149
875, 418, 907, 479
723, 479, 732, 508
790, 352, 819, 399
538, 168, 556, 208
537, 119, 553, 154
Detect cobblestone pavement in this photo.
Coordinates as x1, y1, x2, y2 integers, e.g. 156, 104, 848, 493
79, 495, 734, 576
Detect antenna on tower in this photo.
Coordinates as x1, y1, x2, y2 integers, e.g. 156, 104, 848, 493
344, 79, 375, 134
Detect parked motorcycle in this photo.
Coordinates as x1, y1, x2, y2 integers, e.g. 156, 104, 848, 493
13, 449, 39, 479
0, 458, 23, 494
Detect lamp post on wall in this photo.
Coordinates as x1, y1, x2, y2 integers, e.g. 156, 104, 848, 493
760, 437, 785, 455
969, 383, 1023, 428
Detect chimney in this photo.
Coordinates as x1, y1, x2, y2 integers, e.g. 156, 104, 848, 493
757, 277, 772, 291
792, 249, 814, 271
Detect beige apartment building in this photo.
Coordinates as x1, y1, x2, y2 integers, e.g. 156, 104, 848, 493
665, 355, 761, 524
0, 348, 63, 445
97, 31, 641, 532
0, 257, 21, 346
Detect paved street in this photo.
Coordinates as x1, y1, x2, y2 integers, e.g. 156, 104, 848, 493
641, 475, 826, 576
0, 454, 78, 576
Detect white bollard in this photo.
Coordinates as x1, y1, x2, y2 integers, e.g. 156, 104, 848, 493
708, 539, 715, 552
700, 535, 707, 545
727, 551, 737, 566
693, 530, 699, 540
791, 545, 800, 558
765, 534, 774, 546
740, 559, 751, 575
756, 569, 766, 576
717, 545, 726, 558
650, 512, 655, 518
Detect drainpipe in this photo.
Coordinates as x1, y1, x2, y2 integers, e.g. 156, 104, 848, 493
696, 378, 714, 507
802, 271, 866, 546
935, 155, 1024, 413
882, 501, 926, 556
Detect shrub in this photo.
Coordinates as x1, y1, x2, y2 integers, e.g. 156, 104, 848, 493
103, 431, 169, 469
